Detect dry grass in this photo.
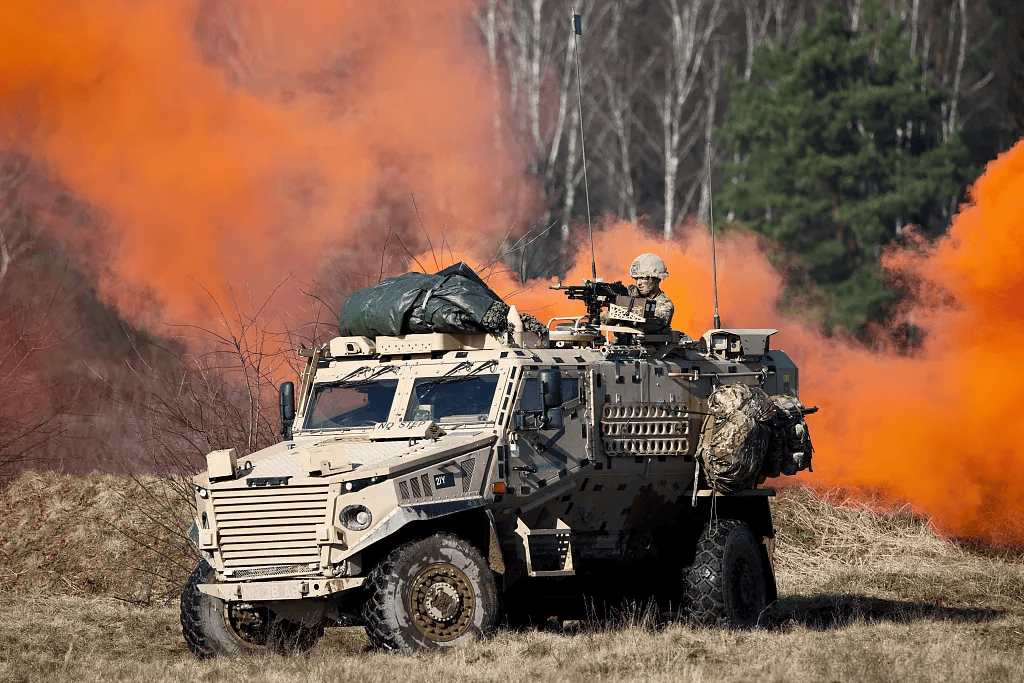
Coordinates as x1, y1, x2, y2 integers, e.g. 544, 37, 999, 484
1, 594, 1021, 683
771, 486, 1024, 612
0, 471, 196, 602
2, 474, 1024, 682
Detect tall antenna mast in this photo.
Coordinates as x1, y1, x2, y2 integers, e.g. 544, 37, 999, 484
707, 141, 721, 329
572, 11, 597, 281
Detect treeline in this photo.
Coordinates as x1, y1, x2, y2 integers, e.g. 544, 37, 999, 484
484, 0, 1020, 325
1, 0, 1020, 478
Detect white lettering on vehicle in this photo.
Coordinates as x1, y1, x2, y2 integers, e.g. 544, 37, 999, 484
373, 421, 429, 431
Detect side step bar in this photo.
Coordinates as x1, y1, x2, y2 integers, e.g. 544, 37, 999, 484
515, 518, 576, 577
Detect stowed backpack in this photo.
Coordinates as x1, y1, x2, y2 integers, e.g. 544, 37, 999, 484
698, 383, 813, 493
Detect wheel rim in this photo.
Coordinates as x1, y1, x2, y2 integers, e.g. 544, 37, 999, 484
223, 602, 271, 650
727, 554, 760, 623
409, 562, 475, 642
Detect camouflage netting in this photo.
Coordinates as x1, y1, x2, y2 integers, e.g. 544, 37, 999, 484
698, 384, 814, 493
338, 262, 544, 340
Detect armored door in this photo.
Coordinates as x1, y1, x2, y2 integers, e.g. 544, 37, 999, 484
508, 368, 587, 494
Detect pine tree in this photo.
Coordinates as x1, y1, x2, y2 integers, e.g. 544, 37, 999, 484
717, 0, 972, 330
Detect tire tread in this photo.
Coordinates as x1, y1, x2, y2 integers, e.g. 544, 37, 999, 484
684, 519, 765, 628
361, 532, 497, 654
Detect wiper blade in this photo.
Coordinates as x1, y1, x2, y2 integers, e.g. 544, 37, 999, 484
418, 361, 472, 388
418, 360, 498, 389
327, 365, 399, 388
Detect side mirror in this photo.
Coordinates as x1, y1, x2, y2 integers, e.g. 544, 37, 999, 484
279, 382, 295, 440
539, 369, 563, 408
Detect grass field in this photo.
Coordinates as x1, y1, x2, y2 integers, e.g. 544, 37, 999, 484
2, 474, 1023, 682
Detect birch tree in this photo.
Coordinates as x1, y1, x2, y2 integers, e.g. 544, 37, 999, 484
595, 0, 649, 223
648, 0, 724, 238
0, 155, 33, 287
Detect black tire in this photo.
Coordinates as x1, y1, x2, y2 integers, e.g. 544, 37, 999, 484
180, 561, 323, 658
684, 519, 767, 629
362, 533, 499, 654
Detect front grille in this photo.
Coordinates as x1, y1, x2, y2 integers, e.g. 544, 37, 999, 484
211, 484, 330, 571
232, 563, 319, 580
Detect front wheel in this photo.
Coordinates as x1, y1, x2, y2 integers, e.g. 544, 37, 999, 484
180, 561, 323, 658
684, 519, 767, 628
362, 533, 499, 654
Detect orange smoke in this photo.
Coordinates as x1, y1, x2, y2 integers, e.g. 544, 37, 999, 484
800, 140, 1024, 545
6, 1, 1023, 547
446, 216, 777, 330
0, 0, 528, 325
494, 143, 1024, 547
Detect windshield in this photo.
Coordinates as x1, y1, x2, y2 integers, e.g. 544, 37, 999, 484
405, 374, 499, 424
305, 379, 399, 429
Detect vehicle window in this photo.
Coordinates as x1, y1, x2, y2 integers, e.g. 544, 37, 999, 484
520, 377, 579, 411
405, 375, 499, 423
305, 380, 399, 429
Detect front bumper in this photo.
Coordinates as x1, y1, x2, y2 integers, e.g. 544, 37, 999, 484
197, 576, 365, 602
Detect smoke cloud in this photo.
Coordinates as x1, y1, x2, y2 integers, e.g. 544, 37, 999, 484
0, 0, 528, 323
4, 1, 1022, 546
498, 143, 1024, 546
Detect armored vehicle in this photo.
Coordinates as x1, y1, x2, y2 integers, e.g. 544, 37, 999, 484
181, 276, 813, 656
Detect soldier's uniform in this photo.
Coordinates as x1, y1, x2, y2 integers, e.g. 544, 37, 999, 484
628, 253, 675, 335
627, 285, 674, 335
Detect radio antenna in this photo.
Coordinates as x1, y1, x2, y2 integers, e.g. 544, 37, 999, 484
572, 11, 597, 282
707, 141, 721, 329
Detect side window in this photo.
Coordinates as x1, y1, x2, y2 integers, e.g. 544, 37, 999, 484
519, 376, 579, 411
563, 377, 580, 403
520, 378, 542, 412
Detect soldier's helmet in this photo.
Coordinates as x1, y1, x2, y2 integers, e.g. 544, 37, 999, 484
629, 253, 669, 280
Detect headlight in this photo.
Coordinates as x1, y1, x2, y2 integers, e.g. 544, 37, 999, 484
341, 476, 386, 494
339, 504, 372, 531
195, 485, 209, 499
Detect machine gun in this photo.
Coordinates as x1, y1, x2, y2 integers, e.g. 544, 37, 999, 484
550, 280, 630, 325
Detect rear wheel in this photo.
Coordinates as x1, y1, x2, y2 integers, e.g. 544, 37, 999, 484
180, 561, 323, 658
362, 533, 499, 654
684, 519, 767, 628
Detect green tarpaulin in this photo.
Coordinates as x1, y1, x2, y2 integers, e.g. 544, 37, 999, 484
337, 263, 506, 338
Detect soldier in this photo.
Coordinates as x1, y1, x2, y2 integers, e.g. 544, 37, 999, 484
629, 253, 674, 334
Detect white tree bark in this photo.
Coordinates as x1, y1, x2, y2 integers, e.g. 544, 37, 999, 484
741, 0, 775, 81
475, 0, 504, 153
698, 42, 723, 223
561, 104, 580, 240
594, 1, 644, 223
0, 156, 32, 287
650, 0, 724, 238
945, 0, 968, 141
500, 2, 574, 185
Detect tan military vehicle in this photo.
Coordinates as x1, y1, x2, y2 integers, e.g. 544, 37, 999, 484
180, 276, 813, 656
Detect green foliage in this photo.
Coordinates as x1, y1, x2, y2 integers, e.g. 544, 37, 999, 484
718, 0, 972, 330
